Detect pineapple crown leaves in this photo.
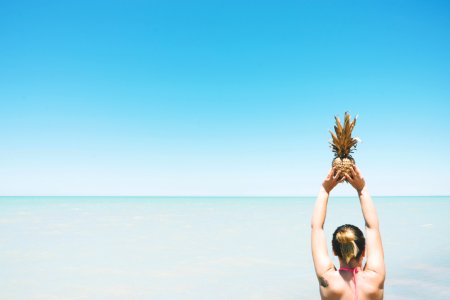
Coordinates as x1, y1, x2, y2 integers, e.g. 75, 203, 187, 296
329, 112, 359, 158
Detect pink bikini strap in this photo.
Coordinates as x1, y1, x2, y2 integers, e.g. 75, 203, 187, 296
339, 267, 359, 300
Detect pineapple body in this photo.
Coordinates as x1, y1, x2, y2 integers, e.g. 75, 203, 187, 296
332, 157, 355, 177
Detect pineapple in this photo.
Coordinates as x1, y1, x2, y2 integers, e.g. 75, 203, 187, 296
329, 112, 359, 177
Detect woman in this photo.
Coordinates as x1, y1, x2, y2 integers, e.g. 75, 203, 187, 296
311, 165, 385, 299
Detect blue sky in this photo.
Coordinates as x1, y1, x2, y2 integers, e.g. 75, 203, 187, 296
1, 0, 449, 196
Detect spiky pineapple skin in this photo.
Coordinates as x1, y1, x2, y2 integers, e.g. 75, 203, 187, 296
332, 157, 355, 177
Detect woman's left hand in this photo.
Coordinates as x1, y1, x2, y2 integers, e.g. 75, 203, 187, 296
322, 167, 344, 193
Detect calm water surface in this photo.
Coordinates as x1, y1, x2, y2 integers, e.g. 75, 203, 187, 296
1, 196, 449, 299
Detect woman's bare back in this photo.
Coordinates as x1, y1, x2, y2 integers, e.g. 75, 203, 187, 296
319, 268, 384, 300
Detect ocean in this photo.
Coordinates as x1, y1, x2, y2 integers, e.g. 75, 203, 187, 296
1, 196, 449, 300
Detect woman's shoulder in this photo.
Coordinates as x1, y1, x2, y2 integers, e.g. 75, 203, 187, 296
361, 268, 386, 288
319, 269, 347, 296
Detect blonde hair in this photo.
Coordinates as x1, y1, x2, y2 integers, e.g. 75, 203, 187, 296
336, 229, 359, 263
332, 224, 365, 264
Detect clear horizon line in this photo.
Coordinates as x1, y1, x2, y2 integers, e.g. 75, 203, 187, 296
0, 194, 449, 198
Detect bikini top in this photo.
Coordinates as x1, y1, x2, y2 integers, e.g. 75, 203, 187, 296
339, 267, 359, 300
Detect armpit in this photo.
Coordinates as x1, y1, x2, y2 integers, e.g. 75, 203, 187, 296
317, 266, 336, 288
318, 276, 329, 287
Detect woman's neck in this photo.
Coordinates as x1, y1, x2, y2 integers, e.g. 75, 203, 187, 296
339, 260, 361, 269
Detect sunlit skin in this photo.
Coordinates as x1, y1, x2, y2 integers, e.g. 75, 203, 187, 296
311, 165, 385, 299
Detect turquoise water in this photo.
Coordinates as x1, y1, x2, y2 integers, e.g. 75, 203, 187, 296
1, 196, 449, 299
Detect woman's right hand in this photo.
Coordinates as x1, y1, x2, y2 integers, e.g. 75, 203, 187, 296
322, 167, 344, 193
345, 165, 366, 193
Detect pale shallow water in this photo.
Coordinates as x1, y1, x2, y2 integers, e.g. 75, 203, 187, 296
1, 196, 449, 300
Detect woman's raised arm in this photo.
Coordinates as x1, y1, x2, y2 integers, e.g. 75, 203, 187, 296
311, 168, 343, 284
345, 165, 385, 278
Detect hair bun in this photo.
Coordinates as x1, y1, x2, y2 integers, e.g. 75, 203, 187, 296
336, 230, 356, 244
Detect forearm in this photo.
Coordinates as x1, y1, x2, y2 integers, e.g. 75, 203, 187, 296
311, 186, 329, 229
358, 186, 379, 229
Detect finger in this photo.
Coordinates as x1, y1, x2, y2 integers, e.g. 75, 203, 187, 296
325, 168, 333, 180
349, 166, 357, 178
354, 164, 362, 176
333, 170, 342, 181
345, 173, 353, 183
338, 176, 345, 183
326, 168, 334, 178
